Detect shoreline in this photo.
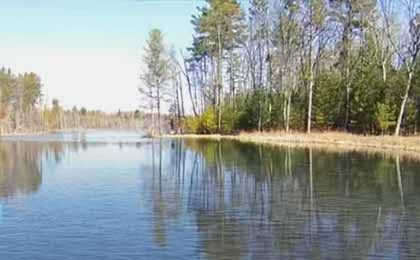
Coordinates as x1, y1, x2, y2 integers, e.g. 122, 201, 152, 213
0, 128, 88, 137
0, 128, 144, 137
3, 129, 420, 160
163, 132, 420, 161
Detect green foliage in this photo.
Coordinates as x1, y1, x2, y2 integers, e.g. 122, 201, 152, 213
184, 106, 237, 134
177, 53, 420, 135
140, 29, 170, 134
0, 67, 44, 131
233, 90, 276, 131
201, 107, 218, 134
184, 116, 202, 133
350, 43, 387, 132
314, 72, 342, 129
43, 99, 62, 129
221, 105, 237, 134
404, 101, 417, 133
80, 107, 87, 116
196, 0, 245, 55
235, 92, 261, 130
289, 93, 306, 131
142, 29, 169, 84
0, 68, 14, 104
21, 72, 42, 109
375, 102, 395, 135
183, 108, 218, 134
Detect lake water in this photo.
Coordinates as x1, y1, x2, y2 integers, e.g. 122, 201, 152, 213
0, 132, 419, 259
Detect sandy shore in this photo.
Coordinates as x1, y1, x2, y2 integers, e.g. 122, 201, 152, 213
163, 132, 420, 160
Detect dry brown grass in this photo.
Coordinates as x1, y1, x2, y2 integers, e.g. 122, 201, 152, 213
164, 131, 420, 161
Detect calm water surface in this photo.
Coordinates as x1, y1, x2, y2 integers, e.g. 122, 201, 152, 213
0, 132, 419, 259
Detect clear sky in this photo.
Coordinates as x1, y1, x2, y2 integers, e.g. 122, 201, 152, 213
0, 0, 204, 112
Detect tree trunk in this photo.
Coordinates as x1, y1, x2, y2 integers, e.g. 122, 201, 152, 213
344, 79, 351, 131
283, 97, 287, 131
267, 48, 273, 130
178, 74, 185, 118
182, 57, 197, 117
157, 86, 161, 136
342, 6, 352, 131
217, 24, 223, 133
395, 71, 413, 136
382, 60, 387, 83
268, 96, 272, 130
174, 80, 181, 133
286, 93, 292, 132
307, 74, 314, 133
258, 102, 262, 132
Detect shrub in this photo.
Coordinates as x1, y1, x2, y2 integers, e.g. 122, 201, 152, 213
375, 102, 395, 135
201, 107, 218, 134
184, 116, 201, 133
221, 105, 237, 134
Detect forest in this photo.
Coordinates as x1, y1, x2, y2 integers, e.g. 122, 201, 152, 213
139, 0, 420, 136
0, 67, 140, 134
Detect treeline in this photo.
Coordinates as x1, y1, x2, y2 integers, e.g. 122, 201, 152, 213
0, 67, 141, 134
43, 100, 142, 131
140, 0, 420, 136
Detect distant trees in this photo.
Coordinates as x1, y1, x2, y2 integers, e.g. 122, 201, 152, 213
0, 68, 43, 133
42, 101, 142, 131
0, 67, 141, 134
43, 98, 62, 129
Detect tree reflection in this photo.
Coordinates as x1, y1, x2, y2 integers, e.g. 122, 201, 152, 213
144, 139, 420, 259
0, 141, 77, 199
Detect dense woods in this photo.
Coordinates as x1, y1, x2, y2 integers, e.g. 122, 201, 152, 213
0, 67, 141, 134
141, 0, 420, 136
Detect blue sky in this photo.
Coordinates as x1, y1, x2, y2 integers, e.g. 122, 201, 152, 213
0, 0, 205, 112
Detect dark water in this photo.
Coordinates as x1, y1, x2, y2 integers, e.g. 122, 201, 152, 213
0, 133, 419, 259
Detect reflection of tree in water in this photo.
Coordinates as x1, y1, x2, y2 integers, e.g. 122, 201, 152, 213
141, 140, 180, 248
0, 141, 80, 199
0, 142, 43, 199
145, 139, 420, 259
151, 140, 167, 247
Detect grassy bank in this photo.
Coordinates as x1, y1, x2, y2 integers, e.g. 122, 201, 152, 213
164, 131, 420, 160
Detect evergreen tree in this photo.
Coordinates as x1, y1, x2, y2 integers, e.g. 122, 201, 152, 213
140, 29, 170, 135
